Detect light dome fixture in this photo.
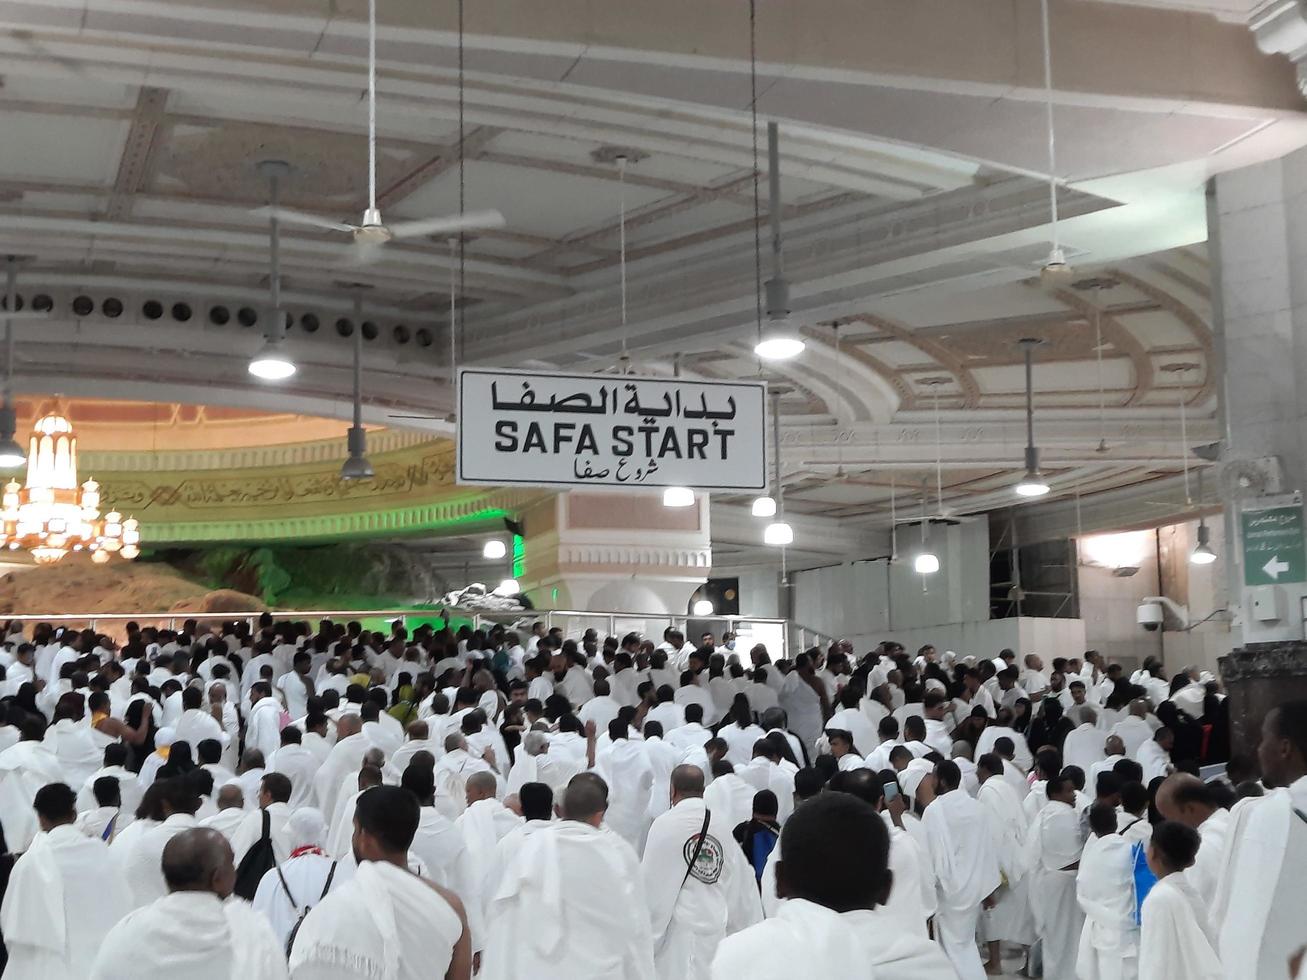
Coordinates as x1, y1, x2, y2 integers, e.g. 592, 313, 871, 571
692, 598, 715, 616
663, 486, 695, 508
482, 539, 507, 560
1190, 520, 1217, 566
248, 338, 296, 380
763, 520, 793, 546
1014, 338, 1050, 499
913, 551, 940, 575
751, 495, 776, 518
755, 317, 805, 361
339, 451, 374, 481
494, 577, 520, 596
339, 293, 374, 480
752, 124, 805, 361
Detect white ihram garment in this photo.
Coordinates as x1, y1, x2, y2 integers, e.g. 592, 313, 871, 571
1075, 833, 1139, 980
92, 891, 288, 980
1027, 799, 1085, 980
1, 824, 132, 980
480, 821, 654, 980
977, 775, 1036, 945
642, 798, 762, 980
1138, 875, 1221, 980
923, 788, 1002, 980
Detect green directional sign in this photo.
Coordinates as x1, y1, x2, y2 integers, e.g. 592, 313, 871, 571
1241, 497, 1307, 586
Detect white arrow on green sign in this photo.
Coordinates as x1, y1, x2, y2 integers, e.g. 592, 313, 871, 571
1241, 499, 1307, 586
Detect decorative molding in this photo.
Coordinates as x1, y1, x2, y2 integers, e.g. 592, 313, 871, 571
83, 429, 439, 473
558, 544, 713, 570
1219, 640, 1307, 681
1250, 1, 1307, 95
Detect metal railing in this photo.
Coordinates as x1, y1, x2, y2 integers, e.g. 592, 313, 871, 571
0, 608, 794, 658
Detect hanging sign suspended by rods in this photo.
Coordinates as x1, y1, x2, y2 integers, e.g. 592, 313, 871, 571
457, 368, 767, 492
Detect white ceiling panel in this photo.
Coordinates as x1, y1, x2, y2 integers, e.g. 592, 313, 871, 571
0, 112, 127, 186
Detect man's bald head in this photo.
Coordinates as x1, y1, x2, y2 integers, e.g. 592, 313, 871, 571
465, 771, 497, 805
562, 772, 609, 826
406, 720, 429, 740
162, 828, 236, 898
445, 732, 467, 754
838, 768, 883, 807
669, 764, 704, 803
362, 747, 385, 769
335, 714, 362, 740
215, 785, 244, 810
1155, 773, 1219, 828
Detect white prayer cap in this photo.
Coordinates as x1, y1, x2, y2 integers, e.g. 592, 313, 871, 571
924, 678, 947, 695
155, 727, 176, 747
288, 807, 328, 849
942, 651, 957, 666
899, 758, 934, 801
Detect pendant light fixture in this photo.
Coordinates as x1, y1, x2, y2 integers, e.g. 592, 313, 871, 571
1014, 338, 1050, 498
0, 259, 28, 469
249, 161, 296, 381
755, 121, 804, 360
663, 486, 695, 508
1037, 0, 1072, 287
1191, 520, 1217, 565
914, 479, 939, 574
482, 539, 507, 560
764, 389, 793, 545
340, 292, 374, 480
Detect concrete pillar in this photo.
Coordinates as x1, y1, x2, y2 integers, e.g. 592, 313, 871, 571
1212, 148, 1307, 752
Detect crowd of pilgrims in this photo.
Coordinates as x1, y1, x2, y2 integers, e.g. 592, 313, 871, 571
0, 614, 1299, 979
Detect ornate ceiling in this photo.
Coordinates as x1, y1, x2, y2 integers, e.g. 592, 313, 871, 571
0, 0, 1297, 561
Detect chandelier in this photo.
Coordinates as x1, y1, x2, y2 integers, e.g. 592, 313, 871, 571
0, 414, 139, 565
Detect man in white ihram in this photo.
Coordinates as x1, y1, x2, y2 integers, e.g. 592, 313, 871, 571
1, 783, 132, 979
975, 753, 1036, 974
642, 765, 762, 979
480, 773, 654, 980
290, 785, 473, 979
923, 759, 1001, 980
251, 808, 341, 951
92, 827, 288, 980
1028, 773, 1087, 980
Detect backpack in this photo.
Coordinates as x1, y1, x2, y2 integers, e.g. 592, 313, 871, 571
233, 810, 278, 901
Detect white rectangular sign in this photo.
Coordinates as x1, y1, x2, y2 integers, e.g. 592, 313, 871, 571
457, 367, 767, 492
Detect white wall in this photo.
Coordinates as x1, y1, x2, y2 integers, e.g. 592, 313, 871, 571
1077, 516, 1236, 677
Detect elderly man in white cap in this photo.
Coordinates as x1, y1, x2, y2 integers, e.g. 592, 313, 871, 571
136, 727, 176, 791
251, 807, 342, 950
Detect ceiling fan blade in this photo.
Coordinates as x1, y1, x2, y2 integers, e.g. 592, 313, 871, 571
386, 209, 507, 240
250, 206, 357, 234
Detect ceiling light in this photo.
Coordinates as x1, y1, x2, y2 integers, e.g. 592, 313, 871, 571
483, 539, 507, 560
751, 495, 776, 518
248, 338, 296, 380
339, 422, 373, 480
914, 551, 940, 575
494, 578, 520, 596
339, 451, 374, 481
1015, 466, 1051, 498
1014, 338, 1049, 499
763, 520, 793, 546
663, 486, 695, 508
755, 317, 805, 361
692, 599, 715, 616
1190, 521, 1217, 566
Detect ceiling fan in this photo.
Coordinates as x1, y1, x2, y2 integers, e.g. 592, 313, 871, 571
251, 0, 506, 264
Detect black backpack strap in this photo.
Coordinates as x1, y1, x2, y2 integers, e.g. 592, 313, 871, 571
680, 808, 712, 889
319, 861, 337, 900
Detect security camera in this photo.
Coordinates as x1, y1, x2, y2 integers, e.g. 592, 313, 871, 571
1137, 595, 1192, 632
1136, 601, 1164, 632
